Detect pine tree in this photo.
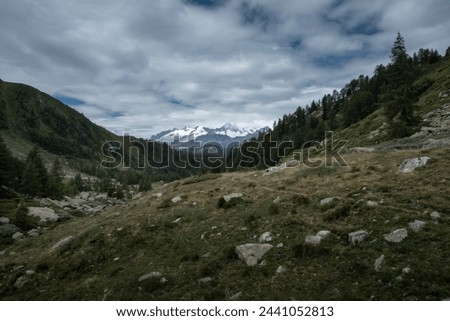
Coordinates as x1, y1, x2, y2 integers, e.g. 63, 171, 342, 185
0, 136, 16, 188
20, 147, 49, 197
382, 33, 418, 138
47, 158, 64, 199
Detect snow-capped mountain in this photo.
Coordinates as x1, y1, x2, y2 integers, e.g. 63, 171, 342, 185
150, 123, 269, 147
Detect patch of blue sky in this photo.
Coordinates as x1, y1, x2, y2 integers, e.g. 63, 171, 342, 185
107, 111, 125, 117
168, 97, 195, 108
53, 94, 85, 106
183, 0, 228, 9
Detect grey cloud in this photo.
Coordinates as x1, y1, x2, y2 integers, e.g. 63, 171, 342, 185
1, 0, 448, 138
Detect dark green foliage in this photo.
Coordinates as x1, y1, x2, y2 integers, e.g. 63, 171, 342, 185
381, 33, 419, 137
47, 158, 63, 199
0, 135, 23, 193
20, 147, 49, 197
14, 202, 34, 230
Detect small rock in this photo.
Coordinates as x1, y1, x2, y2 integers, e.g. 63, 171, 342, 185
27, 229, 40, 237
259, 231, 272, 243
430, 211, 441, 220
348, 230, 369, 245
223, 192, 243, 202
172, 217, 182, 224
305, 235, 322, 245
259, 260, 267, 266
113, 257, 120, 262
12, 232, 24, 240
138, 272, 162, 282
402, 267, 412, 274
192, 202, 197, 206
409, 220, 426, 232
25, 270, 35, 276
316, 230, 331, 240
384, 228, 408, 243
229, 292, 242, 300
320, 197, 339, 206
374, 255, 385, 272
152, 193, 163, 198
235, 243, 273, 267
367, 201, 378, 207
276, 243, 284, 248
273, 196, 282, 204
14, 276, 30, 288
51, 236, 74, 250
399, 156, 431, 173
0, 216, 10, 224
276, 266, 286, 274
198, 277, 212, 283
171, 196, 182, 203
132, 192, 143, 200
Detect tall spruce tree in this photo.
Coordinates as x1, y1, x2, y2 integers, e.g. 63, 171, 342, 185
382, 32, 418, 137
20, 147, 49, 197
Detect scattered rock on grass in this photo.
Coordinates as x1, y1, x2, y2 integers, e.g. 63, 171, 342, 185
305, 235, 322, 245
367, 201, 378, 207
51, 236, 74, 250
399, 156, 431, 173
235, 243, 273, 267
384, 228, 408, 243
348, 230, 369, 245
320, 197, 339, 206
138, 272, 162, 282
171, 196, 182, 204
409, 220, 426, 232
316, 230, 331, 239
276, 266, 286, 274
223, 192, 243, 202
259, 231, 272, 243
374, 255, 385, 272
12, 232, 24, 240
0, 217, 10, 224
14, 276, 30, 288
430, 211, 441, 220
27, 229, 40, 237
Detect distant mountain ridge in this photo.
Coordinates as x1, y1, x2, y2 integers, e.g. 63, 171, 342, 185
151, 123, 269, 147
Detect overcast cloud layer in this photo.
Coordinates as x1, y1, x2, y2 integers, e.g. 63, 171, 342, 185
1, 0, 449, 137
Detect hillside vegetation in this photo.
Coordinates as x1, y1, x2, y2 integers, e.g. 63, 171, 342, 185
0, 146, 449, 300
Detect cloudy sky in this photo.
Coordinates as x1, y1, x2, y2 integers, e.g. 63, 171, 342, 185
1, 0, 449, 138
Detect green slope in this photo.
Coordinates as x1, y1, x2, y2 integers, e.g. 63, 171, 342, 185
0, 80, 118, 160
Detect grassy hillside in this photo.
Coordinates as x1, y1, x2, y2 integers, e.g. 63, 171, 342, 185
0, 80, 118, 160
335, 57, 450, 147
1, 147, 449, 300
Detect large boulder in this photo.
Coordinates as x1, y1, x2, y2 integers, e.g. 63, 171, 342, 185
399, 156, 430, 173
235, 243, 273, 267
27, 207, 59, 223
